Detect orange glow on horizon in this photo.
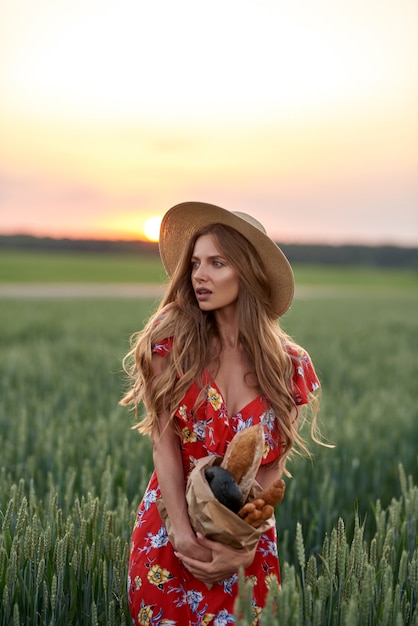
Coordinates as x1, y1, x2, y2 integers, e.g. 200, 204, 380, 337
93, 213, 165, 242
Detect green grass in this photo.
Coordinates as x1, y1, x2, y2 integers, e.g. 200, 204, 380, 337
1, 249, 417, 288
0, 250, 167, 283
0, 286, 417, 623
293, 264, 418, 288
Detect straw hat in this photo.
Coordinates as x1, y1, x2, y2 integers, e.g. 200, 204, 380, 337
159, 201, 294, 317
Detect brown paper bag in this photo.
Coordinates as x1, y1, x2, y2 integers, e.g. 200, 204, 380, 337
157, 455, 275, 552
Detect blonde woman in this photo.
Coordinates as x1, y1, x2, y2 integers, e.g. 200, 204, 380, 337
121, 202, 320, 625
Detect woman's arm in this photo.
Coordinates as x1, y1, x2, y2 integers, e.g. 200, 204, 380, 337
152, 411, 210, 562
150, 355, 211, 563
255, 461, 284, 488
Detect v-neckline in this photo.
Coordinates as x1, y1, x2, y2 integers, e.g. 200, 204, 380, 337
210, 377, 262, 418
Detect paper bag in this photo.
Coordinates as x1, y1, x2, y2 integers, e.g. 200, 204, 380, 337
157, 455, 275, 552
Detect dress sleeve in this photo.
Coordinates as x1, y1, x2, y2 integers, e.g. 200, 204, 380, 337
291, 348, 320, 406
260, 347, 319, 464
151, 337, 173, 357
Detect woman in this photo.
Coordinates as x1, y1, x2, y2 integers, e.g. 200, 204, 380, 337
121, 202, 321, 625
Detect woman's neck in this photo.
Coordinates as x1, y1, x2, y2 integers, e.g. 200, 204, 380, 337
214, 309, 241, 349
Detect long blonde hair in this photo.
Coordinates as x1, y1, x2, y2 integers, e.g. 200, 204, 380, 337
121, 223, 321, 463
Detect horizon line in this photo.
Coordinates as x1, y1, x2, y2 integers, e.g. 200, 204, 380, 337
1, 232, 418, 250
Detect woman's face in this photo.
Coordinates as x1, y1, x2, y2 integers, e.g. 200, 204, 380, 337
191, 233, 240, 312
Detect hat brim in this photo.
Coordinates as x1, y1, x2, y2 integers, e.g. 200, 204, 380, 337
159, 201, 294, 317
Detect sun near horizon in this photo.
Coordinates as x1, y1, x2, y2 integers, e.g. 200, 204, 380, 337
89, 213, 164, 243
143, 216, 163, 242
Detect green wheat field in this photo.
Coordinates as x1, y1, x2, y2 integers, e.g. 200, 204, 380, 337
0, 253, 417, 625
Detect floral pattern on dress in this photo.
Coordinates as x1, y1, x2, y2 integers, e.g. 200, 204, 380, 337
128, 338, 319, 625
207, 387, 223, 411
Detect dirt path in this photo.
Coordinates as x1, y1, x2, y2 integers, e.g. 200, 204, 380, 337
0, 283, 167, 298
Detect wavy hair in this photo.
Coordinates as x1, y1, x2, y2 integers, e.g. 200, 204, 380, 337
121, 223, 321, 464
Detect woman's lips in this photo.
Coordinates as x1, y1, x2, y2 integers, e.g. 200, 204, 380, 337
196, 288, 212, 301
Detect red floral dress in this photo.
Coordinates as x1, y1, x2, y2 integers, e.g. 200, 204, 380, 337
128, 339, 319, 625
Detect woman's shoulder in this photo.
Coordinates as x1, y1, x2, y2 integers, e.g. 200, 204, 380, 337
284, 342, 310, 361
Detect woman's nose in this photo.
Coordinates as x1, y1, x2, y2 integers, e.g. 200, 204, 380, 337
193, 263, 207, 281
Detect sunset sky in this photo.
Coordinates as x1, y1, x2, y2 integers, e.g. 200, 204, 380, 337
1, 0, 417, 245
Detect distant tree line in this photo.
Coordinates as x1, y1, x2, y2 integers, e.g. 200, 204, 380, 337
279, 242, 418, 268
0, 235, 158, 255
1, 234, 418, 268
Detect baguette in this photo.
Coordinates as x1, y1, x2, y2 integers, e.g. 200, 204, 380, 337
220, 424, 264, 501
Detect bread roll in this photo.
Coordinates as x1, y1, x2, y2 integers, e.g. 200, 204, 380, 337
258, 478, 286, 507
238, 498, 274, 528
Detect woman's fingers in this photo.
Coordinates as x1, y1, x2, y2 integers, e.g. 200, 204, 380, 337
175, 533, 257, 584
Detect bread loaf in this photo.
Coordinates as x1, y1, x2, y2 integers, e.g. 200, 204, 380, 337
206, 425, 286, 528
220, 424, 264, 501
204, 465, 244, 513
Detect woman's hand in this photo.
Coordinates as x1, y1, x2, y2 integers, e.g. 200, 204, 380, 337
172, 528, 212, 564
175, 533, 257, 585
